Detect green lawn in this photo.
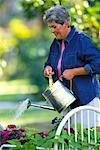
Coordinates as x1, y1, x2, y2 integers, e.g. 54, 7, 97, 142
0, 79, 60, 132
0, 94, 36, 102
0, 108, 60, 131
0, 79, 40, 102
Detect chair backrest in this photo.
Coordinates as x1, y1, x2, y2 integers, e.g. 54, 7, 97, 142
54, 106, 100, 150
0, 144, 16, 150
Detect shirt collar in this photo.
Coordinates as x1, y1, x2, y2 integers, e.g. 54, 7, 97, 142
56, 26, 76, 45
65, 26, 76, 43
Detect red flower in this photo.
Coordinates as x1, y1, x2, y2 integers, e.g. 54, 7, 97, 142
20, 139, 26, 145
7, 124, 16, 129
39, 132, 48, 138
65, 128, 75, 134
70, 128, 75, 134
19, 128, 25, 132
65, 128, 68, 133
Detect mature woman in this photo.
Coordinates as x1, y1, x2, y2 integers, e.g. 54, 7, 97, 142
43, 5, 100, 127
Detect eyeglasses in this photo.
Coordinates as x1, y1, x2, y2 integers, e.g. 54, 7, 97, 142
48, 24, 62, 31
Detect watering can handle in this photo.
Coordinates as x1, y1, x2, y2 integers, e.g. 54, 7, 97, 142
49, 74, 53, 88
70, 79, 72, 91
49, 74, 72, 91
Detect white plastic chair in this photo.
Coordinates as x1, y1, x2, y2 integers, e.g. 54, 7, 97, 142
0, 144, 16, 150
54, 106, 100, 150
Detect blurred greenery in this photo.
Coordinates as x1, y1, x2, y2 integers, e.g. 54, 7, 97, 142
20, 0, 100, 47
0, 108, 59, 131
0, 0, 99, 128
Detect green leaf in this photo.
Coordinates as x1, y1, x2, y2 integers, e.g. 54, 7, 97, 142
44, 140, 53, 148
22, 141, 36, 150
8, 140, 21, 147
46, 130, 55, 140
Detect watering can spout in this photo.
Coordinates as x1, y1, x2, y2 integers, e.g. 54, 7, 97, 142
27, 99, 31, 109
26, 99, 55, 111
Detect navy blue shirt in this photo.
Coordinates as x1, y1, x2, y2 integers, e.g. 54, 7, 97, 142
44, 26, 100, 107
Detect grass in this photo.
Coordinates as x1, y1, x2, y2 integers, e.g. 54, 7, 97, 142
0, 80, 39, 94
0, 79, 60, 131
0, 108, 60, 131
0, 79, 40, 102
0, 94, 36, 102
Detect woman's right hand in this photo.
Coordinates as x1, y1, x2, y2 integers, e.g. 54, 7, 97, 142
44, 66, 54, 78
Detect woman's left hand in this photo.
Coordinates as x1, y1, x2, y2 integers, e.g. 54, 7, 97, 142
60, 69, 75, 80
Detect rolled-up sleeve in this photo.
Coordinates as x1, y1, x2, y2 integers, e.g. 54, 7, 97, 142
84, 64, 93, 74
80, 35, 100, 75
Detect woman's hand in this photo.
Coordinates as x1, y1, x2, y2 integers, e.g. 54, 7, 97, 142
60, 69, 75, 80
60, 67, 87, 80
44, 66, 54, 78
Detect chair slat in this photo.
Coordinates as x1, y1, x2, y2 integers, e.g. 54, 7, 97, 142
68, 118, 70, 135
94, 112, 97, 143
81, 110, 84, 141
54, 106, 100, 150
87, 110, 90, 143
62, 143, 64, 150
74, 113, 77, 142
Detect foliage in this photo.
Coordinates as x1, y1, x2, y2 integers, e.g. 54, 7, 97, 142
9, 19, 32, 39
0, 17, 51, 99
0, 117, 100, 150
0, 28, 17, 57
69, 0, 100, 47
20, 0, 100, 47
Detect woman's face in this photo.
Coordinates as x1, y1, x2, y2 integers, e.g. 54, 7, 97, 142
48, 21, 69, 40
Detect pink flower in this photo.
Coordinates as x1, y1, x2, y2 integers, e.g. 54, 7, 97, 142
2, 131, 10, 140
0, 125, 26, 146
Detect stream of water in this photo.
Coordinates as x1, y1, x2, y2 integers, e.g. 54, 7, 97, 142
15, 98, 29, 119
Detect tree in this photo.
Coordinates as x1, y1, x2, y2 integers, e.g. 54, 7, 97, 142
20, 0, 99, 47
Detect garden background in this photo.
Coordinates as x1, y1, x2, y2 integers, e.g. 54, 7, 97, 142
0, 0, 99, 131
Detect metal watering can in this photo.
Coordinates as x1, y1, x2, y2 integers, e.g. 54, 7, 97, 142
42, 75, 76, 113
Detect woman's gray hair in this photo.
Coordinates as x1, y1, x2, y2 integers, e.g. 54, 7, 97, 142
43, 5, 70, 25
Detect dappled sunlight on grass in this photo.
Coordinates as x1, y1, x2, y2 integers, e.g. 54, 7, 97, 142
0, 108, 59, 131
0, 94, 34, 102
0, 79, 39, 95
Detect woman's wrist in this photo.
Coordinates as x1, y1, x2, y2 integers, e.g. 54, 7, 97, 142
73, 67, 87, 76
